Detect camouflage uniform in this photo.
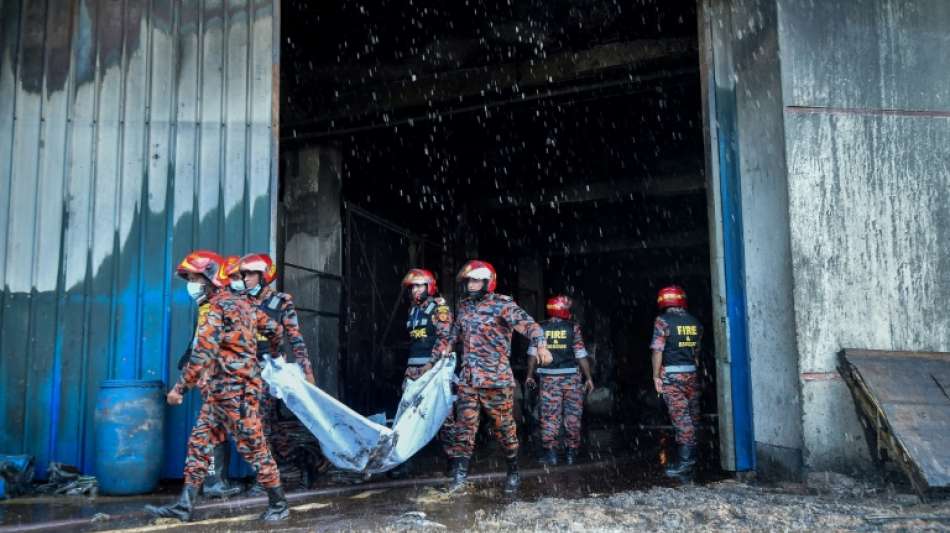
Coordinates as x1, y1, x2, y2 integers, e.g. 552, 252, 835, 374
175, 302, 230, 479
537, 318, 589, 450
403, 295, 457, 451
249, 286, 321, 486
445, 293, 545, 459
173, 290, 283, 489
650, 308, 702, 446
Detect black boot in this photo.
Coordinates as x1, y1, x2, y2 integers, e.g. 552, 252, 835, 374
539, 448, 558, 466
665, 445, 697, 479
202, 444, 241, 499
565, 447, 578, 465
503, 457, 521, 494
246, 482, 267, 497
145, 485, 198, 522
447, 458, 469, 493
260, 486, 290, 521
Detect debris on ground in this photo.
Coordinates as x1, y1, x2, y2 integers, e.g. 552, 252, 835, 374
457, 478, 950, 532
391, 511, 447, 530
0, 455, 35, 499
411, 487, 456, 505
34, 462, 98, 497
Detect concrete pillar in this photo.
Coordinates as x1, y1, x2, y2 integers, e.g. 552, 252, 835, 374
707, 0, 950, 477
703, 0, 804, 479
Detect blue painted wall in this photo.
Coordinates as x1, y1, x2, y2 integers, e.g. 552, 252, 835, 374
0, 0, 278, 479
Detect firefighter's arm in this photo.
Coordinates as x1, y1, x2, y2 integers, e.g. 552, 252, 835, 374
578, 357, 594, 393
650, 317, 668, 394
525, 355, 538, 389
256, 309, 285, 348
281, 296, 315, 384
172, 305, 221, 399
444, 310, 461, 353
504, 302, 552, 365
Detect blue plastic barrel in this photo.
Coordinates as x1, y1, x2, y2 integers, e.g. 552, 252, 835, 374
94, 379, 165, 495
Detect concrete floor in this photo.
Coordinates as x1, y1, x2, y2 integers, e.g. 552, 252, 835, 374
0, 453, 692, 532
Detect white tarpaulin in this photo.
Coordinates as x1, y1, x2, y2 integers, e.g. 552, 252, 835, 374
260, 354, 456, 474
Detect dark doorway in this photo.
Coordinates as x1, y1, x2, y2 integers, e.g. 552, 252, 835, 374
279, 0, 718, 467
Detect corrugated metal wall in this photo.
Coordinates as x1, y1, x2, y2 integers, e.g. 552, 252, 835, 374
0, 0, 278, 478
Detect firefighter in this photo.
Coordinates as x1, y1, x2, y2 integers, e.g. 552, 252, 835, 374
388, 268, 455, 479
169, 254, 243, 500
445, 260, 553, 494
237, 253, 322, 491
146, 251, 289, 522
650, 285, 703, 480
525, 295, 594, 466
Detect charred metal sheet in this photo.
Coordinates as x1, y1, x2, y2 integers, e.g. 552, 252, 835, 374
0, 0, 278, 479
839, 349, 950, 499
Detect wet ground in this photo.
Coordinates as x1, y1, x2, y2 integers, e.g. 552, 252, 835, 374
0, 453, 680, 532
3, 456, 948, 532
2, 423, 948, 532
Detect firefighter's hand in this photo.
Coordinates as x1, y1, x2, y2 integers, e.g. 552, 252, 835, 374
167, 389, 184, 406
536, 346, 553, 366
306, 375, 316, 386
653, 377, 663, 394
525, 377, 537, 389
584, 379, 595, 394
420, 363, 434, 374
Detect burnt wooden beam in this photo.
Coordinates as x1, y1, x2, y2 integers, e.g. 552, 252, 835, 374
288, 38, 696, 126
485, 174, 705, 210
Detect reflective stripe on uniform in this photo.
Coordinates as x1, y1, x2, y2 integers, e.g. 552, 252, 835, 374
664, 364, 696, 374
537, 367, 578, 375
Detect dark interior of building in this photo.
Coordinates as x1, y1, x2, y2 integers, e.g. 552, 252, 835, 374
279, 0, 717, 465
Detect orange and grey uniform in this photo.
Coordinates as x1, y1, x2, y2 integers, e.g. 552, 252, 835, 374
445, 293, 545, 460
251, 286, 315, 382
403, 295, 456, 452
173, 290, 283, 489
650, 308, 703, 446
537, 318, 588, 449
249, 286, 321, 484
174, 301, 229, 462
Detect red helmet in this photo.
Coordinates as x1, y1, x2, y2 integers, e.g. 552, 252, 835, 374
546, 295, 573, 319
657, 285, 688, 309
239, 253, 277, 285
402, 268, 438, 296
457, 259, 497, 293
176, 250, 225, 287
216, 255, 241, 286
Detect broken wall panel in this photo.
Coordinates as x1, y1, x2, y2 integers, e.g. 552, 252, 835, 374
0, 0, 279, 479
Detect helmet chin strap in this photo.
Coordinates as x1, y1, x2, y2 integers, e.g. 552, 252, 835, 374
467, 287, 487, 299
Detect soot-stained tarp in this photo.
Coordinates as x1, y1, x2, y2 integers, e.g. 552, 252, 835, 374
261, 355, 456, 474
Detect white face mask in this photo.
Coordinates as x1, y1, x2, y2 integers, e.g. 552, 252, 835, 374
230, 279, 246, 292
186, 282, 206, 302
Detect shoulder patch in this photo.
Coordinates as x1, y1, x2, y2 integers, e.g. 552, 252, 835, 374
196, 303, 211, 326
435, 305, 450, 322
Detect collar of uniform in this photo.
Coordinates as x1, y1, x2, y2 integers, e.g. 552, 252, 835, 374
414, 296, 434, 308
255, 285, 276, 302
